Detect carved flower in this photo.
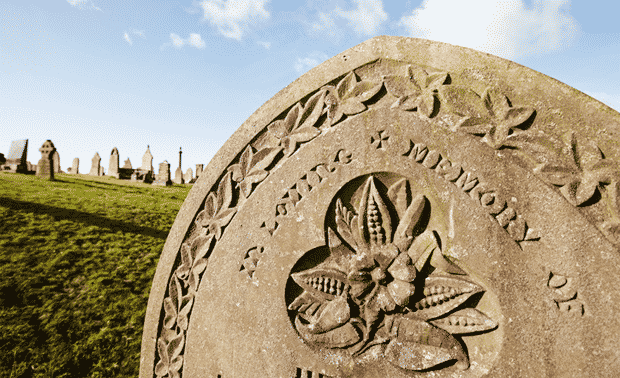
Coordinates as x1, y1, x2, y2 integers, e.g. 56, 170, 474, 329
287, 176, 497, 371
535, 132, 620, 206
383, 65, 448, 117
323, 71, 383, 126
228, 145, 281, 199
452, 88, 535, 149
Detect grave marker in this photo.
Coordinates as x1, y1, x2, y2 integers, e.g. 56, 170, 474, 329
71, 158, 79, 175
5, 139, 28, 173
152, 160, 172, 186
141, 37, 620, 377
35, 140, 55, 180
109, 147, 120, 178
89, 153, 101, 176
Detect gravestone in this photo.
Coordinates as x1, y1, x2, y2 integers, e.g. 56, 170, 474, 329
109, 147, 120, 178
152, 160, 172, 186
122, 158, 132, 169
71, 158, 79, 175
99, 166, 105, 176
35, 140, 55, 180
184, 167, 194, 183
52, 150, 60, 173
141, 37, 620, 377
195, 164, 203, 179
141, 145, 154, 173
89, 153, 101, 176
5, 139, 28, 173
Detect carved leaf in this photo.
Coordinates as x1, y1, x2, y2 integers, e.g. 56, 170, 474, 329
216, 171, 234, 212
393, 194, 428, 253
163, 297, 177, 330
176, 244, 193, 281
177, 294, 194, 331
268, 103, 301, 139
388, 178, 412, 219
340, 98, 367, 116
357, 176, 392, 247
282, 127, 321, 156
295, 316, 362, 348
154, 338, 169, 377
298, 90, 326, 130
387, 317, 468, 370
168, 273, 182, 313
409, 276, 484, 320
189, 257, 208, 293
418, 92, 437, 118
409, 230, 439, 269
250, 146, 282, 173
335, 199, 357, 250
430, 308, 498, 334
167, 332, 185, 370
239, 170, 269, 198
300, 295, 351, 334
288, 290, 320, 312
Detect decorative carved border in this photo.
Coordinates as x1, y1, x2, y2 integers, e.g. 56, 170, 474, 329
151, 58, 620, 378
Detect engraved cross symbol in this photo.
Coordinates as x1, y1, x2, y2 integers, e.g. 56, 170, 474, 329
371, 130, 389, 149
39, 141, 56, 158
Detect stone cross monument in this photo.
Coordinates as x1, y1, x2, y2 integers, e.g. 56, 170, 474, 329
173, 147, 184, 184
141, 37, 620, 378
36, 140, 56, 180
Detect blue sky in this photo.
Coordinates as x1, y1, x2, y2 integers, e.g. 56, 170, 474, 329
1, 0, 619, 173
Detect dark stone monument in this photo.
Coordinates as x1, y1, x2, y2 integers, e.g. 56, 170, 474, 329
152, 160, 172, 186
35, 140, 55, 180
173, 147, 184, 184
52, 150, 60, 173
141, 37, 620, 377
71, 158, 79, 175
89, 153, 101, 176
5, 139, 28, 173
109, 147, 120, 178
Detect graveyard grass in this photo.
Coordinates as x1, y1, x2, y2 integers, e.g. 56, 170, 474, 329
0, 173, 191, 378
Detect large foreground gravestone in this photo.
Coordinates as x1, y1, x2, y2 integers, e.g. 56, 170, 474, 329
141, 37, 620, 377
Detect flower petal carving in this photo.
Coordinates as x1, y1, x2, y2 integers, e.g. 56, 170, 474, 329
358, 176, 392, 247
384, 65, 448, 117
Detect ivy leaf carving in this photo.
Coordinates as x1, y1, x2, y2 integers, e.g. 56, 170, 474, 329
155, 332, 184, 378
163, 297, 177, 330
177, 293, 194, 331
324, 71, 382, 125
229, 145, 282, 198
195, 172, 237, 239
455, 88, 535, 149
430, 308, 498, 334
384, 65, 448, 117
535, 132, 620, 206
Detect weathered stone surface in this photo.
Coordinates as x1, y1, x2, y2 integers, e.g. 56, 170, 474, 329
153, 161, 172, 186
109, 147, 120, 178
141, 37, 620, 378
71, 158, 79, 175
51, 150, 60, 173
173, 167, 184, 184
184, 168, 194, 184
36, 140, 55, 180
141, 146, 154, 172
89, 153, 101, 176
5, 139, 28, 173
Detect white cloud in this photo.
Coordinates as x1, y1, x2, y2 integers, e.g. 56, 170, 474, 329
166, 33, 206, 50
188, 33, 206, 49
294, 51, 329, 73
311, 12, 343, 44
336, 0, 388, 36
201, 0, 270, 40
170, 33, 185, 49
66, 0, 101, 11
123, 32, 132, 45
399, 0, 578, 60
257, 41, 271, 49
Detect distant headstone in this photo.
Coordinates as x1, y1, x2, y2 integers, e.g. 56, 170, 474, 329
99, 165, 105, 176
51, 150, 60, 173
184, 167, 194, 183
89, 153, 101, 176
152, 160, 172, 186
71, 158, 79, 174
122, 158, 132, 169
141, 145, 154, 172
35, 140, 55, 180
195, 164, 204, 179
5, 139, 28, 173
141, 37, 620, 378
173, 167, 184, 184
109, 147, 120, 178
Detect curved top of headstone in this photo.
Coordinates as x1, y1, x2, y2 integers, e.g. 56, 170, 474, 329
111, 147, 119, 156
141, 37, 620, 378
39, 140, 56, 155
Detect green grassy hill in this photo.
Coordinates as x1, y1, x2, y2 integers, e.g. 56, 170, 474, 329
0, 173, 191, 378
